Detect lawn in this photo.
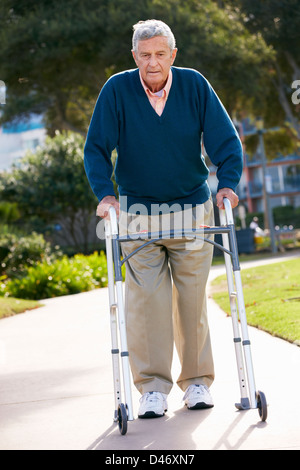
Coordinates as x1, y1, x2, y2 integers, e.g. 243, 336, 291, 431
211, 258, 300, 346
0, 297, 41, 319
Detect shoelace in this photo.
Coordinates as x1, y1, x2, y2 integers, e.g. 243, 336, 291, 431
183, 384, 207, 400
140, 392, 163, 404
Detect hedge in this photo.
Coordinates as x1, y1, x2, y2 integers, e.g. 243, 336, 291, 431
1, 251, 115, 300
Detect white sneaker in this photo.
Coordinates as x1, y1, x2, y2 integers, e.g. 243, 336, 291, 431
183, 384, 214, 410
138, 392, 168, 419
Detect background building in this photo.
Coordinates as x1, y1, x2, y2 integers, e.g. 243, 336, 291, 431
240, 153, 300, 212
0, 115, 46, 171
207, 118, 300, 216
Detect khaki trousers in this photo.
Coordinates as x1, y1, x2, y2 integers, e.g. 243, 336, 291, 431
120, 199, 215, 395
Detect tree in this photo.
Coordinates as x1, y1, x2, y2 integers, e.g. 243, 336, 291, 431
0, 0, 273, 134
229, 0, 300, 138
0, 131, 98, 252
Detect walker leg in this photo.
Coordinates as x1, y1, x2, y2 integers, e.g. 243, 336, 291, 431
220, 210, 250, 410
105, 222, 122, 422
115, 279, 134, 422
109, 208, 134, 425
234, 270, 257, 409
220, 200, 267, 419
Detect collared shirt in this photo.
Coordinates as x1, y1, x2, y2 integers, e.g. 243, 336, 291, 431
139, 70, 173, 116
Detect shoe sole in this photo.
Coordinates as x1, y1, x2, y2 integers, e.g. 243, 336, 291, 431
138, 410, 167, 419
186, 402, 214, 410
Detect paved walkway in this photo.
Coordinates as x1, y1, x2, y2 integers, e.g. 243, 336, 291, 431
0, 253, 299, 450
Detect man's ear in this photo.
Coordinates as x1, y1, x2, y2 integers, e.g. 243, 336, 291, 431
131, 50, 138, 65
171, 48, 178, 65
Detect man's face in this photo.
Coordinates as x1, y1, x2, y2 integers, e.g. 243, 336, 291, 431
132, 36, 177, 93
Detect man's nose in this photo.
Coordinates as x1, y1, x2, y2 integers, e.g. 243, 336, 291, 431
149, 54, 158, 67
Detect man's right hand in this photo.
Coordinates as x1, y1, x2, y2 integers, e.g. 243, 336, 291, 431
96, 195, 120, 219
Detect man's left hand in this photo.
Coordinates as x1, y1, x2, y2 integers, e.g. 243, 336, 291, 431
216, 187, 239, 210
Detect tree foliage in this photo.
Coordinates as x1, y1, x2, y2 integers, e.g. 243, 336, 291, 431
229, 0, 300, 137
0, 0, 273, 134
0, 131, 98, 252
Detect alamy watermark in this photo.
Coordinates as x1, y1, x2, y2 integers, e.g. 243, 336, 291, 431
0, 80, 6, 104
291, 80, 300, 105
96, 196, 212, 250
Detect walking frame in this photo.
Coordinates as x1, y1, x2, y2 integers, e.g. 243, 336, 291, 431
104, 197, 267, 435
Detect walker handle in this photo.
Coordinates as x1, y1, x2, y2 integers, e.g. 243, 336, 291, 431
222, 197, 234, 225
108, 206, 119, 236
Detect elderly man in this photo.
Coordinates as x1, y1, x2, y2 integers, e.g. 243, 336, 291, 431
84, 20, 243, 419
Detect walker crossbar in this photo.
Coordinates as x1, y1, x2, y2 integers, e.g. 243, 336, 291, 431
118, 228, 236, 269
104, 197, 267, 435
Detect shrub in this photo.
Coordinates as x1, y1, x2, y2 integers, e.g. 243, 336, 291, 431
1, 251, 111, 300
0, 201, 20, 223
0, 131, 98, 253
273, 205, 300, 228
0, 231, 62, 279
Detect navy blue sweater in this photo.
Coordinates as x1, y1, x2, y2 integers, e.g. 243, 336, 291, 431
84, 66, 243, 211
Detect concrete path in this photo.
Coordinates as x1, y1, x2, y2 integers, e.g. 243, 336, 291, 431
0, 253, 299, 450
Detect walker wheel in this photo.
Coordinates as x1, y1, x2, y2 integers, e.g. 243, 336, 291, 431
118, 403, 128, 435
257, 390, 267, 422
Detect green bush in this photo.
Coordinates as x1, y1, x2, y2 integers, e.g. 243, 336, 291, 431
273, 205, 300, 228
245, 206, 300, 230
0, 201, 20, 223
1, 251, 111, 300
0, 131, 98, 253
0, 231, 62, 279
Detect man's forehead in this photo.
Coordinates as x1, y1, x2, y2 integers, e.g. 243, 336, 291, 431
137, 36, 170, 52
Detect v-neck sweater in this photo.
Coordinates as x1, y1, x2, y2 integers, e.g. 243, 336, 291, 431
139, 69, 172, 116
84, 66, 243, 212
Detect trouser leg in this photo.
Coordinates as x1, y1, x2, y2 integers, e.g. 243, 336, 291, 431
169, 238, 214, 391
167, 198, 215, 391
122, 240, 174, 395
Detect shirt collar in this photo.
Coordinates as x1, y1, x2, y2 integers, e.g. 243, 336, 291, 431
139, 69, 173, 98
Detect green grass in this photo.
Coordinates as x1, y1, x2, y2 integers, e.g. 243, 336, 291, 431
0, 297, 42, 319
211, 258, 300, 345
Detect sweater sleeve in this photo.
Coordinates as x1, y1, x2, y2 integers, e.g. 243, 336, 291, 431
84, 78, 119, 202
200, 77, 243, 192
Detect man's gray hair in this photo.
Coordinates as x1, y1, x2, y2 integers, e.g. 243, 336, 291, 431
132, 20, 176, 52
